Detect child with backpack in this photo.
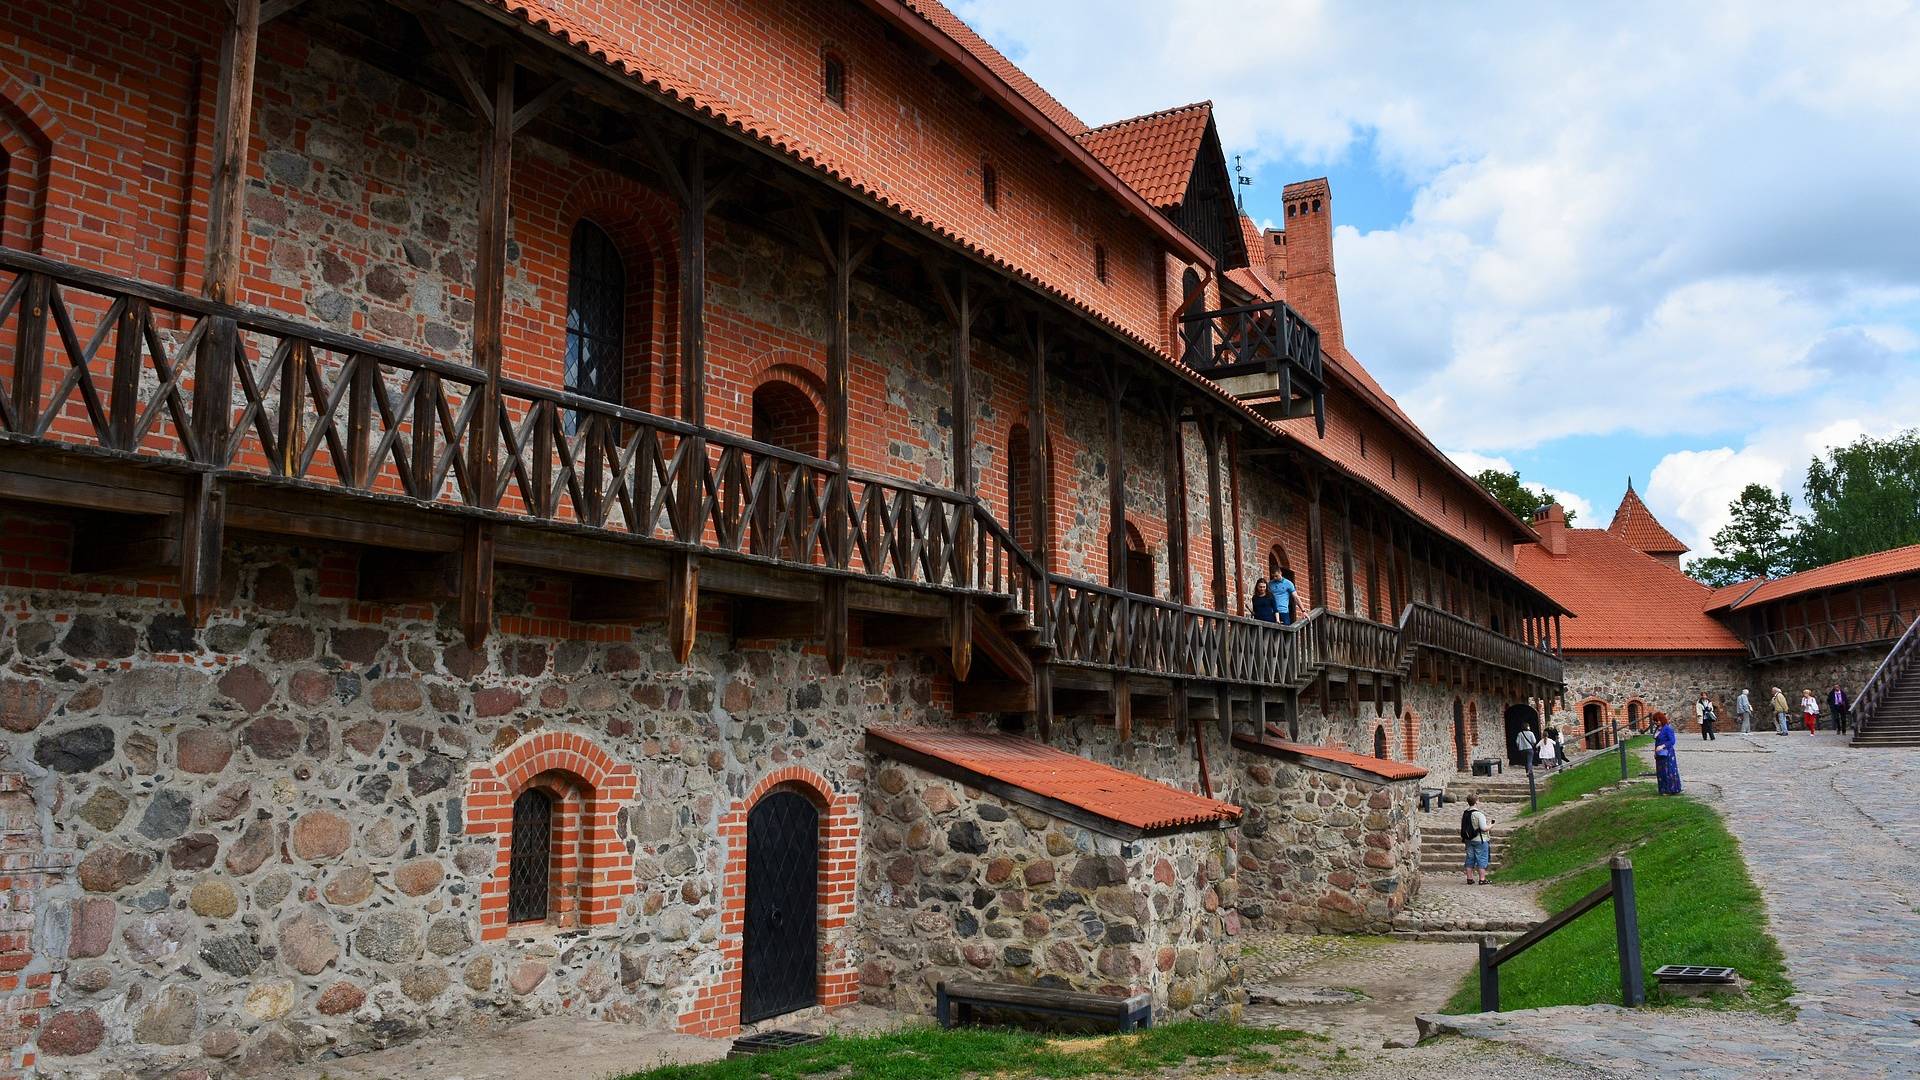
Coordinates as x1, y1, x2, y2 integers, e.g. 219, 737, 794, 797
1460, 795, 1493, 884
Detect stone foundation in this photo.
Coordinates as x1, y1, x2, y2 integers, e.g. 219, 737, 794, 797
1232, 743, 1422, 933
856, 763, 1242, 1023
1561, 654, 1756, 734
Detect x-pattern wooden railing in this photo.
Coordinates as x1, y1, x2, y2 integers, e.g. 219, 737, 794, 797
1745, 608, 1915, 661
1852, 615, 1920, 740
0, 248, 1560, 692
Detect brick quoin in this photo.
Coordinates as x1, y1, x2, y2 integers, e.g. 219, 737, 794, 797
678, 766, 859, 1038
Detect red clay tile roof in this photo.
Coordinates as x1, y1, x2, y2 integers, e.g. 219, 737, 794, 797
1514, 529, 1745, 653
1707, 543, 1920, 611
1703, 578, 1766, 612
866, 727, 1240, 834
903, 1, 1088, 135
1244, 731, 1430, 781
1608, 486, 1689, 555
1076, 103, 1214, 210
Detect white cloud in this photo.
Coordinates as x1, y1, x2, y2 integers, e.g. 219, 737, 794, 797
1445, 451, 1512, 476
951, 0, 1920, 464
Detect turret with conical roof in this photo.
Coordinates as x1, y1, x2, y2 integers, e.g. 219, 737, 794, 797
1607, 480, 1689, 569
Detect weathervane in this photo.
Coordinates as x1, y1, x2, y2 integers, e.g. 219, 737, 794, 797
1233, 154, 1253, 210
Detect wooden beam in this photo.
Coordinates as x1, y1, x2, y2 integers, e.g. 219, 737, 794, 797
468, 49, 515, 508
179, 475, 224, 627
1027, 316, 1052, 582
1340, 483, 1356, 614
1104, 366, 1129, 589
1227, 428, 1245, 608
861, 614, 949, 649
1306, 469, 1326, 611
1034, 665, 1054, 741
822, 578, 849, 675
1164, 403, 1190, 605
971, 604, 1034, 686
459, 521, 495, 647
1202, 419, 1227, 610
949, 595, 973, 681
667, 551, 699, 665
1114, 672, 1133, 744
204, 0, 261, 304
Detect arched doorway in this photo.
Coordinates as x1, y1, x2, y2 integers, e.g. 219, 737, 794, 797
749, 375, 824, 560
1452, 698, 1468, 772
1123, 521, 1154, 597
742, 789, 819, 1022
1582, 701, 1607, 751
1626, 701, 1644, 734
1373, 724, 1388, 760
1503, 702, 1539, 765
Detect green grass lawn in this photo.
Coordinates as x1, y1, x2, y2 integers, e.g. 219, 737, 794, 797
1520, 734, 1652, 815
1445, 785, 1792, 1014
618, 1022, 1320, 1080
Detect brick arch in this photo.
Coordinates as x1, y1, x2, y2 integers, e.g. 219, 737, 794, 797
1402, 708, 1421, 760
0, 73, 59, 252
467, 732, 638, 941
1624, 698, 1649, 734
557, 177, 679, 414
750, 361, 827, 457
680, 766, 859, 1037
1575, 696, 1613, 749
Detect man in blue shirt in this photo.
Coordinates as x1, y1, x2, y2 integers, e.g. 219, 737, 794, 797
1274, 573, 1297, 625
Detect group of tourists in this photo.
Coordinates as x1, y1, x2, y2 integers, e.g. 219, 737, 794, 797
1693, 685, 1853, 739
1249, 573, 1298, 625
1512, 723, 1567, 772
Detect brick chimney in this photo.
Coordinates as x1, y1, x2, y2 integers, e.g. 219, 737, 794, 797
1274, 178, 1343, 358
1533, 503, 1569, 556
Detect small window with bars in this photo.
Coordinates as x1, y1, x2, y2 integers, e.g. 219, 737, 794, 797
508, 788, 553, 924
981, 161, 998, 210
822, 53, 847, 107
1094, 243, 1108, 283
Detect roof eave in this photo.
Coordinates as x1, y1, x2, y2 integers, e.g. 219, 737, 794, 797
860, 0, 1215, 269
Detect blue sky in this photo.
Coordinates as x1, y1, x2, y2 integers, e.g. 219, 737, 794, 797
952, 0, 1920, 555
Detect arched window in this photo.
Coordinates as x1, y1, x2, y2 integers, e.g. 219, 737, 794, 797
564, 220, 626, 426
1094, 243, 1108, 284
822, 53, 847, 107
507, 787, 554, 924
981, 160, 998, 209
751, 379, 822, 457
1123, 521, 1154, 597
1008, 423, 1033, 550
1373, 724, 1388, 760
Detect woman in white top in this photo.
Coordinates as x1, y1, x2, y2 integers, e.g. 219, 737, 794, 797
1799, 690, 1820, 735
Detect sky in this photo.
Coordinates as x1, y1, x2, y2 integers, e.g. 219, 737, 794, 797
951, 0, 1920, 559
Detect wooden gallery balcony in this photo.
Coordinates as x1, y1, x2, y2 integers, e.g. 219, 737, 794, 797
0, 249, 1558, 738
1179, 299, 1325, 434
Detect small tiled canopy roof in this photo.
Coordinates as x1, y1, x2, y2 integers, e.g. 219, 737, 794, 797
1515, 529, 1745, 653
1076, 103, 1215, 210
1239, 730, 1428, 782
1706, 542, 1920, 611
866, 727, 1239, 838
1608, 486, 1689, 556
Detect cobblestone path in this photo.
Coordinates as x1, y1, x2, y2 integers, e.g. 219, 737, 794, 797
1427, 735, 1920, 1077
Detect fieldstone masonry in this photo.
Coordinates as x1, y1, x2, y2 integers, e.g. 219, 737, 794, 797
857, 769, 1241, 1022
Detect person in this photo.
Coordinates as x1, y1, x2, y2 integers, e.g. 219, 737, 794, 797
1830, 683, 1851, 734
1544, 722, 1566, 769
1537, 729, 1559, 771
1460, 795, 1493, 885
1770, 687, 1790, 736
1274, 572, 1298, 626
1695, 692, 1717, 741
1250, 578, 1278, 623
1514, 725, 1539, 770
1800, 689, 1819, 735
1735, 688, 1753, 733
1653, 712, 1682, 795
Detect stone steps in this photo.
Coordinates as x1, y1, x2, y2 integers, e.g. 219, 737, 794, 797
1387, 928, 1524, 944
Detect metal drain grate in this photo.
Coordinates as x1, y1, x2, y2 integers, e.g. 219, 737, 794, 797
1652, 965, 1737, 983
728, 1030, 823, 1058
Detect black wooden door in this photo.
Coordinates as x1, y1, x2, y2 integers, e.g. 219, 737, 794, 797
742, 790, 818, 1023
1453, 699, 1468, 772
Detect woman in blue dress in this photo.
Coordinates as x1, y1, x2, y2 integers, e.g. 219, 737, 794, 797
1653, 712, 1682, 795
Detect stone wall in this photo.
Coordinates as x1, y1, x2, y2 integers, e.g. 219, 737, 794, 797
1232, 751, 1420, 933
0, 512, 961, 1076
1560, 654, 1750, 735
856, 767, 1240, 1023
1760, 649, 1892, 723
1292, 680, 1515, 780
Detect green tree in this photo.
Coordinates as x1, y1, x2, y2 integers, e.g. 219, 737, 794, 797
1686, 483, 1797, 587
1473, 468, 1575, 524
1790, 429, 1920, 569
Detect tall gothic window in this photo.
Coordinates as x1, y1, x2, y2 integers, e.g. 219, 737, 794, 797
564, 220, 626, 429
507, 788, 554, 923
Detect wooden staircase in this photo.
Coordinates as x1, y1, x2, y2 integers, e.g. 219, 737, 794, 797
1852, 618, 1920, 749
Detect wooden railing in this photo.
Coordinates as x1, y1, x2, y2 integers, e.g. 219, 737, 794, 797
1852, 615, 1920, 741
0, 248, 1562, 693
1178, 298, 1325, 430
1398, 603, 1564, 684
1744, 607, 1916, 661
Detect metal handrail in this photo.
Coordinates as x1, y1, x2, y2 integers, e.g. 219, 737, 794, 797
1852, 614, 1920, 742
1478, 855, 1644, 1011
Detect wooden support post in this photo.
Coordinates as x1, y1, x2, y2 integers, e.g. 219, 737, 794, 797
1228, 429, 1245, 608
1026, 316, 1054, 649
668, 551, 699, 666
109, 298, 143, 450
1215, 684, 1233, 743
204, 0, 261, 304
11, 273, 47, 435
1201, 419, 1228, 611
1034, 665, 1054, 742
1164, 403, 1191, 606
823, 578, 849, 676
1114, 673, 1133, 745
1340, 483, 1356, 614
1172, 683, 1189, 739
468, 50, 515, 508
179, 474, 225, 627
809, 207, 867, 675
459, 521, 495, 647
949, 594, 973, 682
1306, 469, 1326, 612
1103, 365, 1131, 745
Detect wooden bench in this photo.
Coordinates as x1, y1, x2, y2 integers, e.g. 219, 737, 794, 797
936, 980, 1152, 1032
